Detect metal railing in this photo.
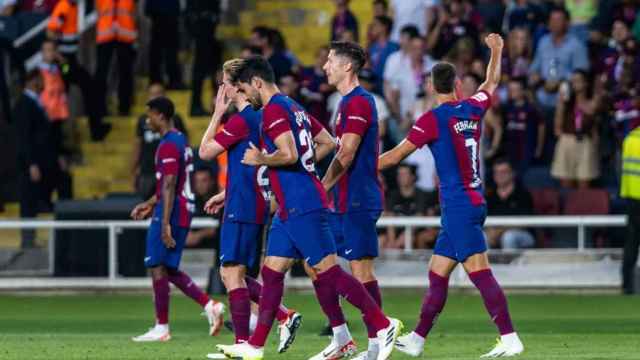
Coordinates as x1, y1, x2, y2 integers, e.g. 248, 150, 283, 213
0, 215, 627, 281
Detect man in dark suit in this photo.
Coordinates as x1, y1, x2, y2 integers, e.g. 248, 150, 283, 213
13, 69, 57, 248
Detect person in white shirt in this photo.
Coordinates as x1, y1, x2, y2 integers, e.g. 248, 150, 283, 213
389, 0, 439, 43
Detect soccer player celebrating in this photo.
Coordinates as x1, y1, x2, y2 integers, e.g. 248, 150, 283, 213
215, 56, 402, 360
199, 59, 302, 352
314, 41, 385, 360
379, 34, 525, 357
130, 96, 225, 342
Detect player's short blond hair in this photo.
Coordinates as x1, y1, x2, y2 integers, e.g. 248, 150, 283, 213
223, 58, 245, 84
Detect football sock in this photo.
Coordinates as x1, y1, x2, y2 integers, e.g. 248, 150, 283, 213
332, 323, 353, 345
228, 288, 251, 342
469, 269, 515, 335
316, 265, 389, 332
152, 277, 170, 325
168, 270, 209, 307
248, 266, 285, 348
312, 279, 347, 328
245, 276, 289, 321
363, 280, 382, 338
415, 271, 449, 338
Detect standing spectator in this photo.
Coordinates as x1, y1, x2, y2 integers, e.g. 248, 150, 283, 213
249, 26, 292, 82
502, 77, 545, 176
187, 0, 221, 116
476, 0, 505, 34
565, 0, 597, 43
47, 0, 110, 141
389, 0, 438, 43
383, 25, 419, 93
528, 7, 589, 112
373, 0, 388, 17
503, 27, 533, 80
186, 167, 218, 248
331, 0, 359, 42
299, 46, 331, 128
405, 76, 437, 193
131, 83, 187, 199
551, 70, 600, 189
145, 0, 184, 89
278, 73, 301, 102
485, 159, 535, 249
367, 15, 399, 93
503, 0, 545, 35
95, 0, 136, 116
620, 126, 640, 295
426, 1, 480, 60
13, 70, 56, 248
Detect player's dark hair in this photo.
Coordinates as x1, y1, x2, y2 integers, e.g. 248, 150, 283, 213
330, 41, 367, 73
236, 55, 276, 84
400, 25, 420, 39
398, 163, 418, 177
147, 96, 175, 121
374, 15, 393, 36
431, 62, 457, 94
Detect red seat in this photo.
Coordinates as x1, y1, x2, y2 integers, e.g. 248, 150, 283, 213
530, 188, 561, 215
563, 189, 610, 215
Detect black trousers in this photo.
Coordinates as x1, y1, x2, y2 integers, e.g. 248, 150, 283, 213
622, 199, 640, 294
61, 54, 104, 136
190, 19, 220, 109
149, 15, 181, 86
95, 41, 135, 115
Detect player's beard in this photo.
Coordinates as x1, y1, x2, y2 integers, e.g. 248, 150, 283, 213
250, 92, 263, 108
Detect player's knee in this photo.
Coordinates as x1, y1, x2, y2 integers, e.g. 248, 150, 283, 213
150, 265, 168, 280
350, 258, 375, 282
220, 265, 245, 290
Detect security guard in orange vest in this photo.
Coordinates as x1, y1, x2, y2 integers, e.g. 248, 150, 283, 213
47, 0, 111, 141
94, 0, 138, 116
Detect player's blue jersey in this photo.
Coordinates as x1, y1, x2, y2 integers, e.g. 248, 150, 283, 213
214, 105, 269, 224
332, 86, 383, 213
153, 130, 194, 228
407, 90, 492, 208
261, 93, 327, 220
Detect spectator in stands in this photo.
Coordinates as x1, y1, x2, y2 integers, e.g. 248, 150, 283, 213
278, 73, 301, 102
503, 27, 533, 80
14, 70, 56, 248
300, 46, 331, 128
95, 0, 136, 116
565, 0, 597, 43
331, 0, 359, 42
551, 70, 600, 189
388, 0, 438, 43
131, 83, 187, 199
19, 0, 58, 14
47, 0, 110, 141
620, 125, 640, 295
0, 0, 15, 15
485, 158, 535, 249
503, 0, 545, 35
240, 44, 262, 59
367, 15, 399, 93
250, 26, 292, 82
145, 0, 185, 89
186, 167, 218, 248
385, 34, 434, 142
382, 164, 430, 249
528, 7, 590, 112
383, 24, 419, 96
373, 0, 388, 17
476, 0, 506, 34
187, 0, 221, 116
426, 1, 480, 60
270, 28, 301, 69
502, 77, 545, 176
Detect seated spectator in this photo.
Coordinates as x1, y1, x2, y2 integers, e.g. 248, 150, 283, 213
331, 0, 359, 42
240, 44, 262, 59
485, 159, 535, 249
503, 27, 532, 80
132, 82, 187, 199
299, 46, 332, 129
187, 167, 219, 248
551, 70, 600, 189
372, 0, 388, 17
528, 7, 590, 112
502, 77, 545, 176
250, 26, 292, 82
367, 15, 399, 93
279, 72, 301, 102
427, 1, 480, 60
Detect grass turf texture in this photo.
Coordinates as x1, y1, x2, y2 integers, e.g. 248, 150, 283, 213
0, 292, 638, 359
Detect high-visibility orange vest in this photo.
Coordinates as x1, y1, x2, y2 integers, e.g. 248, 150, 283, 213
47, 0, 79, 54
39, 64, 70, 122
96, 0, 137, 44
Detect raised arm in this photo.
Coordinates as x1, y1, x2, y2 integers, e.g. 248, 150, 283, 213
478, 33, 504, 95
199, 85, 232, 160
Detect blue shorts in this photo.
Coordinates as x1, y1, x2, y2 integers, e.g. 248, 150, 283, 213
331, 211, 381, 261
266, 209, 336, 266
220, 221, 263, 267
434, 205, 487, 263
145, 220, 188, 269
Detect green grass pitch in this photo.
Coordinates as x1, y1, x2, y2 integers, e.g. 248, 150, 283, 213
0, 291, 638, 359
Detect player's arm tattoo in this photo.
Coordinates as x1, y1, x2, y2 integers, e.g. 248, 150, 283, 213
322, 133, 361, 192
378, 140, 417, 170
161, 175, 177, 226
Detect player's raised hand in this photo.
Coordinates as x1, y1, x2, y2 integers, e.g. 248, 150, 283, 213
131, 202, 153, 220
204, 191, 226, 215
241, 142, 264, 166
213, 84, 232, 117
161, 223, 176, 249
484, 33, 504, 51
